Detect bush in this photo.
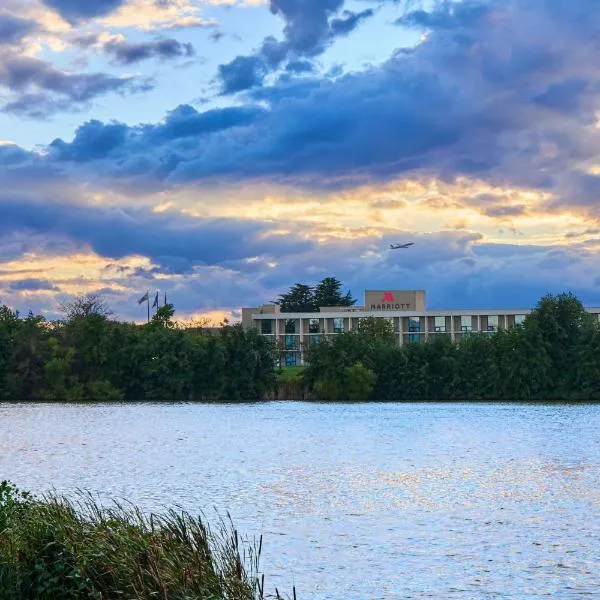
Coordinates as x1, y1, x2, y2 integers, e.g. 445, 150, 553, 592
0, 482, 265, 600
314, 362, 375, 401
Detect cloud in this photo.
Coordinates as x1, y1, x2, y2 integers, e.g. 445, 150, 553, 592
49, 104, 266, 168
42, 0, 600, 218
329, 9, 374, 37
75, 34, 196, 65
40, 0, 127, 22
218, 0, 375, 92
483, 205, 527, 218
9, 278, 59, 292
0, 53, 152, 118
4, 0, 600, 318
218, 55, 267, 94
0, 11, 38, 45
100, 0, 217, 31
285, 59, 316, 74
0, 192, 313, 271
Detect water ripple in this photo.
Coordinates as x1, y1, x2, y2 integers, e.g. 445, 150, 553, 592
1, 401, 599, 599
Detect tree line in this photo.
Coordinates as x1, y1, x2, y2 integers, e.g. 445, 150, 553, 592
2, 290, 600, 403
0, 295, 276, 402
304, 292, 600, 401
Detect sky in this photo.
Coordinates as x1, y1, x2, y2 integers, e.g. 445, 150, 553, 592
1, 0, 600, 323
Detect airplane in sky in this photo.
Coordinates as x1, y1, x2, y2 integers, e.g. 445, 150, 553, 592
390, 242, 415, 249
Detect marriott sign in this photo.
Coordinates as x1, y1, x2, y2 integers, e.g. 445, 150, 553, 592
364, 290, 426, 312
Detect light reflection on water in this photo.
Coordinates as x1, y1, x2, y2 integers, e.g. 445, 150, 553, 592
1, 401, 600, 598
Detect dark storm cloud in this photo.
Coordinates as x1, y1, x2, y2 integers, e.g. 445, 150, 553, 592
0, 194, 313, 271
218, 0, 375, 93
40, 0, 126, 22
49, 104, 267, 165
43, 0, 600, 205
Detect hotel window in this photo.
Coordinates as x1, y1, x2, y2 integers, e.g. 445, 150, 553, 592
284, 335, 298, 350
261, 320, 273, 335
408, 318, 420, 332
309, 318, 320, 334
284, 319, 297, 334
333, 318, 344, 334
460, 316, 472, 332
434, 316, 446, 333
487, 315, 498, 332
309, 334, 322, 345
515, 314, 526, 327
284, 352, 297, 367
407, 318, 420, 343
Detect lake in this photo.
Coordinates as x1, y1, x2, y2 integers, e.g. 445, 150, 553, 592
1, 401, 599, 599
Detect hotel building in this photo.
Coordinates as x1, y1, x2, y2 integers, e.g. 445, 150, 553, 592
242, 289, 600, 366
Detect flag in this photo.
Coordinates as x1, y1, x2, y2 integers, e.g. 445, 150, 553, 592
164, 291, 167, 306
152, 292, 159, 308
138, 292, 149, 305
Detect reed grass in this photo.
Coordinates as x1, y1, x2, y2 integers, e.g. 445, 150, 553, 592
0, 480, 276, 600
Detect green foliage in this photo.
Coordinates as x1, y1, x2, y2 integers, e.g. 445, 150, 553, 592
524, 292, 595, 398
150, 303, 176, 328
306, 293, 600, 402
314, 362, 375, 401
277, 283, 316, 312
276, 277, 355, 312
218, 325, 277, 401
1, 290, 599, 403
276, 366, 305, 384
0, 482, 263, 600
0, 299, 276, 403
354, 316, 395, 343
313, 277, 356, 309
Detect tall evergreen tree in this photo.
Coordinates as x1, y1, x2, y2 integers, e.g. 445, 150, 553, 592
276, 284, 316, 312
313, 277, 356, 308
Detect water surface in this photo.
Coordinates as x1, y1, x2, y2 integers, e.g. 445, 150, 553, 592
1, 402, 599, 599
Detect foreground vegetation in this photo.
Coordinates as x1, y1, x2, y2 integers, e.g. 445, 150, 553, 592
0, 480, 275, 600
305, 293, 600, 401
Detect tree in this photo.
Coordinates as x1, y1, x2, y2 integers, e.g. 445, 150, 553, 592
313, 277, 356, 309
453, 334, 499, 401
60, 294, 113, 320
422, 334, 456, 401
151, 304, 176, 328
276, 284, 315, 313
525, 292, 594, 398
314, 362, 375, 401
0, 306, 19, 399
355, 316, 396, 345
276, 278, 356, 312
8, 312, 51, 400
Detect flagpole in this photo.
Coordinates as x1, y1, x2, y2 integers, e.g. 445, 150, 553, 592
147, 290, 150, 323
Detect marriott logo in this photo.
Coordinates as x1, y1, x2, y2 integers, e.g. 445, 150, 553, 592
370, 291, 412, 311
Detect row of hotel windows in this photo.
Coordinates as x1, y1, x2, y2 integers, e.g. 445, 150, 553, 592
260, 314, 526, 336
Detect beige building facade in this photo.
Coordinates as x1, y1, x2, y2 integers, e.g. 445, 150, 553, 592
241, 289, 600, 366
